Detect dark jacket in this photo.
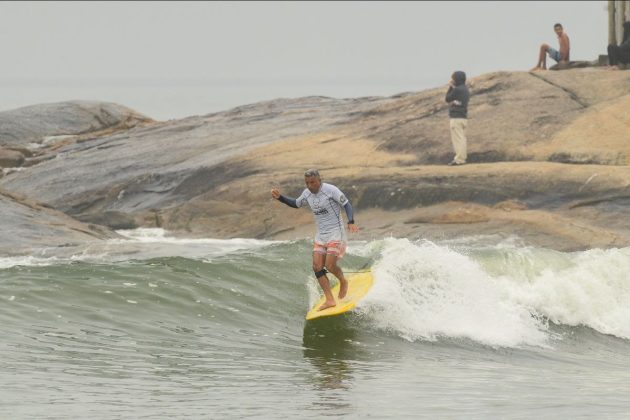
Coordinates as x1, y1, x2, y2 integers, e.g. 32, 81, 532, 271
445, 71, 470, 119
622, 21, 630, 51
608, 22, 630, 65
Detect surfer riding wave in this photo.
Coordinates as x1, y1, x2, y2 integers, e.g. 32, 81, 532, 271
271, 168, 359, 311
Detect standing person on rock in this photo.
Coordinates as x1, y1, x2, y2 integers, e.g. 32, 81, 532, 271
271, 169, 359, 311
531, 23, 570, 71
445, 70, 470, 166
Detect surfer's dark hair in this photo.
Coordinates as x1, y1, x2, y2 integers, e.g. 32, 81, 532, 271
554, 23, 563, 29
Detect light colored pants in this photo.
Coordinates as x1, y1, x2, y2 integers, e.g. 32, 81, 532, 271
449, 118, 468, 164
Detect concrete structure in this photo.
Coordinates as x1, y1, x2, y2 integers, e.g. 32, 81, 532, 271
609, 0, 630, 45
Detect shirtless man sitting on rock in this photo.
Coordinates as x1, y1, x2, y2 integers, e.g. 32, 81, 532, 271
531, 23, 570, 71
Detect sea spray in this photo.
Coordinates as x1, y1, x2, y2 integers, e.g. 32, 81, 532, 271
357, 238, 630, 346
495, 247, 630, 340
359, 238, 550, 348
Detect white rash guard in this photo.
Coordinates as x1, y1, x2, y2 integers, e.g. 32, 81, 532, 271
295, 183, 349, 243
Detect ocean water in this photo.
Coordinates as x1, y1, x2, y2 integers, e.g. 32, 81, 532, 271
2, 229, 630, 418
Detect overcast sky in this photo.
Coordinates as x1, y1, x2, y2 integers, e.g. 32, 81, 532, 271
0, 1, 609, 118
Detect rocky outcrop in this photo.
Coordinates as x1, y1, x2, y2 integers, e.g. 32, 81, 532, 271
2, 70, 630, 252
0, 148, 25, 168
0, 100, 153, 147
1, 95, 388, 216
0, 189, 119, 255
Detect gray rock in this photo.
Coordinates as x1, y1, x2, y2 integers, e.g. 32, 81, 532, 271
2, 70, 630, 251
0, 148, 25, 168
76, 211, 138, 230
0, 100, 152, 147
2, 95, 386, 218
0, 189, 119, 256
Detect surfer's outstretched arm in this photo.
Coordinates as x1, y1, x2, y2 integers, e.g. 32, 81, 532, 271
343, 201, 354, 224
343, 201, 359, 233
278, 195, 298, 208
271, 188, 298, 208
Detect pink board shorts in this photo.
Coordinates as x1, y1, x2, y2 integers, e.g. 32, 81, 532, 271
313, 240, 347, 258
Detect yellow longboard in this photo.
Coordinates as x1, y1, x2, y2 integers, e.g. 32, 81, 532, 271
305, 270, 374, 320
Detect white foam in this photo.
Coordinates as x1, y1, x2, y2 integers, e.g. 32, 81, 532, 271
0, 255, 62, 269
498, 247, 630, 340
0, 230, 282, 268
115, 228, 277, 247
358, 238, 630, 347
111, 228, 282, 260
359, 238, 550, 348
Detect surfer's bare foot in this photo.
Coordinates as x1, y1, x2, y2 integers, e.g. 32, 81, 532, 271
318, 300, 336, 311
338, 279, 348, 300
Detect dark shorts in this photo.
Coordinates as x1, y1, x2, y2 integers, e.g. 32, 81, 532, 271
547, 47, 561, 62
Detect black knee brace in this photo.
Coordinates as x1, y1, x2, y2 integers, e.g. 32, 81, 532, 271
314, 268, 328, 278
